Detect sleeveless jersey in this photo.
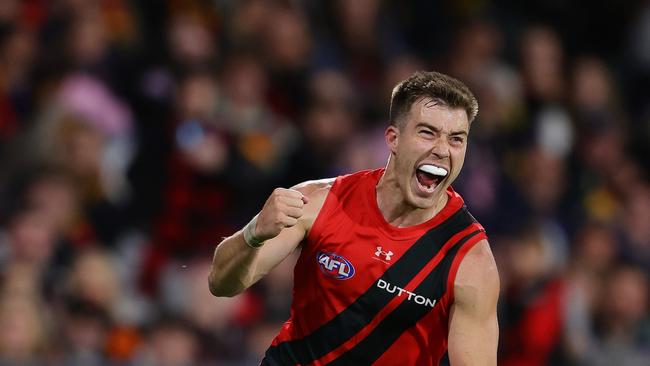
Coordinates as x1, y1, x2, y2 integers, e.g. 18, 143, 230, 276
262, 168, 487, 366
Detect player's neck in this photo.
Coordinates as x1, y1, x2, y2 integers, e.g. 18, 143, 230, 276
376, 166, 448, 228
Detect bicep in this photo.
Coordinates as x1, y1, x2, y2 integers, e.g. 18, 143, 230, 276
251, 180, 331, 284
251, 223, 305, 283
448, 299, 499, 366
447, 240, 499, 366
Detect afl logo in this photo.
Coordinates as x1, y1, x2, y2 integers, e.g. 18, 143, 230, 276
317, 251, 355, 280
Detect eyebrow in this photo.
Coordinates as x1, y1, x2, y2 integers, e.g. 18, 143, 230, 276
416, 122, 468, 136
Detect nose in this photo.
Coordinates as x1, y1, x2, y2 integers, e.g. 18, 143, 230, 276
430, 136, 450, 159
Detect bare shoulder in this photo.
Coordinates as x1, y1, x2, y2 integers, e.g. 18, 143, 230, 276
291, 178, 335, 231
454, 239, 500, 314
291, 178, 335, 198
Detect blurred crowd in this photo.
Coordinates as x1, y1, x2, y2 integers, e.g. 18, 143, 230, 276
0, 0, 649, 365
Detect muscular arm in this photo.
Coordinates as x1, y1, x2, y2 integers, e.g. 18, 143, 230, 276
448, 240, 500, 366
208, 180, 332, 297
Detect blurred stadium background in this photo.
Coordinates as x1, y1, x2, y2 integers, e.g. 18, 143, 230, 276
0, 0, 649, 365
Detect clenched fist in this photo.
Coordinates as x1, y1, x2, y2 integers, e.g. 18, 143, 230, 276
253, 188, 309, 242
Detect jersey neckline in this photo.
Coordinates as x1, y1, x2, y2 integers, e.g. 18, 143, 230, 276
364, 168, 464, 240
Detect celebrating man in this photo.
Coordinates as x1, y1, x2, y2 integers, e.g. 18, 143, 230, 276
209, 71, 499, 366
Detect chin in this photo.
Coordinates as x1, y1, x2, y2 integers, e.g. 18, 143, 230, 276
405, 190, 439, 210
406, 177, 445, 209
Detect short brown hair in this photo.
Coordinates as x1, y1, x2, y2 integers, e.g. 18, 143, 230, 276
389, 71, 478, 127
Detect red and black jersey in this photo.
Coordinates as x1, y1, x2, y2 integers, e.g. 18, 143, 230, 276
262, 168, 487, 366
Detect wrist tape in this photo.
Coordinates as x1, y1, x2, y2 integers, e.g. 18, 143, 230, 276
243, 214, 265, 248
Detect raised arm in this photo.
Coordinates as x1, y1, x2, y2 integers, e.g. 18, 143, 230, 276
448, 240, 500, 366
208, 180, 332, 297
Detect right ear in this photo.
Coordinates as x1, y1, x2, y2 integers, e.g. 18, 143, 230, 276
385, 124, 399, 155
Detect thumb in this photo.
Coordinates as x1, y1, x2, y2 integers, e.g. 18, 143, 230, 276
301, 195, 309, 204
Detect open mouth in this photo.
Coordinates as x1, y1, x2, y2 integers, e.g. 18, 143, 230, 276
415, 164, 448, 193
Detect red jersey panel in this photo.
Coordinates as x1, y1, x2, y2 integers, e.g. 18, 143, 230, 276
262, 169, 487, 366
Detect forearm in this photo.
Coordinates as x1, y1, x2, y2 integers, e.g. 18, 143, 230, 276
207, 187, 313, 297
208, 230, 262, 297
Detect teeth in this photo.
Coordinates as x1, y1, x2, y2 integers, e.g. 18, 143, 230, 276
419, 164, 448, 177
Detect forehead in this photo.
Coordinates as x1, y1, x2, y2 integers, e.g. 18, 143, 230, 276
404, 98, 469, 131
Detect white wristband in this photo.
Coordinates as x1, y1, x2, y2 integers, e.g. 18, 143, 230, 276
243, 215, 265, 248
